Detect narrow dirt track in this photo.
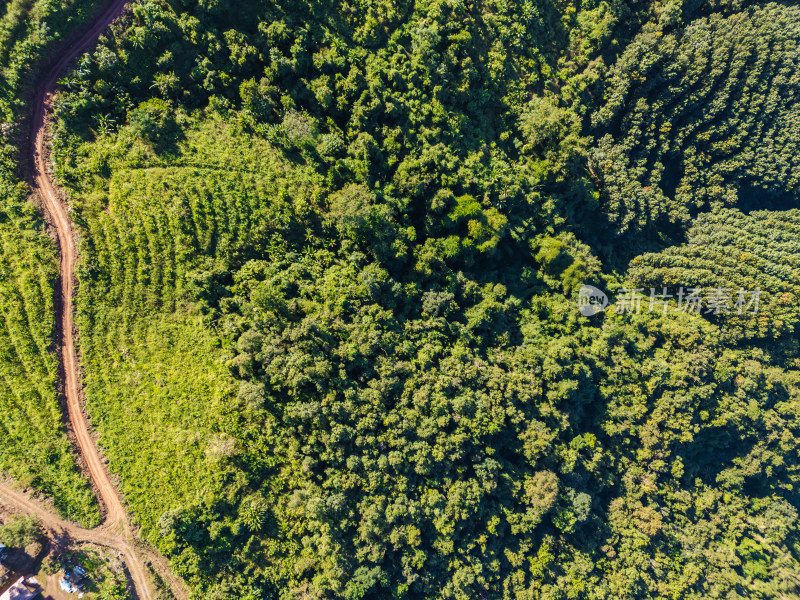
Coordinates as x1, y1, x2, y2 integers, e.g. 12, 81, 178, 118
0, 485, 188, 600
0, 1, 191, 599
30, 0, 131, 539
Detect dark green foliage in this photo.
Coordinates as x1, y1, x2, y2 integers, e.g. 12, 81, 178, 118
0, 515, 42, 548
628, 208, 800, 339
589, 4, 800, 246
0, 0, 98, 122
127, 98, 180, 150
211, 255, 800, 598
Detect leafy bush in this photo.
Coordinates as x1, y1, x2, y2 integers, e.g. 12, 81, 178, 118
127, 98, 180, 149
0, 515, 42, 548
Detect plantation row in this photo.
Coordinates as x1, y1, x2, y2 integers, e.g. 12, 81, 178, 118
47, 0, 800, 597
69, 122, 323, 315
59, 115, 800, 599
590, 3, 800, 241
84, 170, 292, 304
0, 0, 116, 526
69, 120, 322, 544
628, 208, 800, 339
0, 219, 97, 524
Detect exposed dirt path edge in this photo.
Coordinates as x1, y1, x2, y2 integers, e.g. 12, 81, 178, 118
31, 0, 131, 540
0, 485, 188, 600
5, 1, 191, 599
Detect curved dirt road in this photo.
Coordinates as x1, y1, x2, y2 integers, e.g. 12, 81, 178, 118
0, 485, 188, 600
30, 0, 130, 539
0, 485, 146, 595
9, 1, 190, 599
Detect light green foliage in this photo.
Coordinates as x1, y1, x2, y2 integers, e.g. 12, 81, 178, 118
628, 208, 800, 339
0, 0, 105, 528
0, 215, 98, 524
59, 119, 324, 547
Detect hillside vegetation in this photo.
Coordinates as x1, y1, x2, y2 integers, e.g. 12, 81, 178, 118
65, 119, 323, 540
628, 208, 800, 340
34, 0, 800, 598
0, 0, 112, 527
589, 4, 800, 247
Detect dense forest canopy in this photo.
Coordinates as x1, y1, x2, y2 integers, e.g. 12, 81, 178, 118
0, 0, 798, 598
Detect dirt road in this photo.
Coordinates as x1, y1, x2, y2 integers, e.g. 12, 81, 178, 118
29, 0, 130, 537
0, 485, 142, 590
8, 1, 190, 599
0, 485, 187, 600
